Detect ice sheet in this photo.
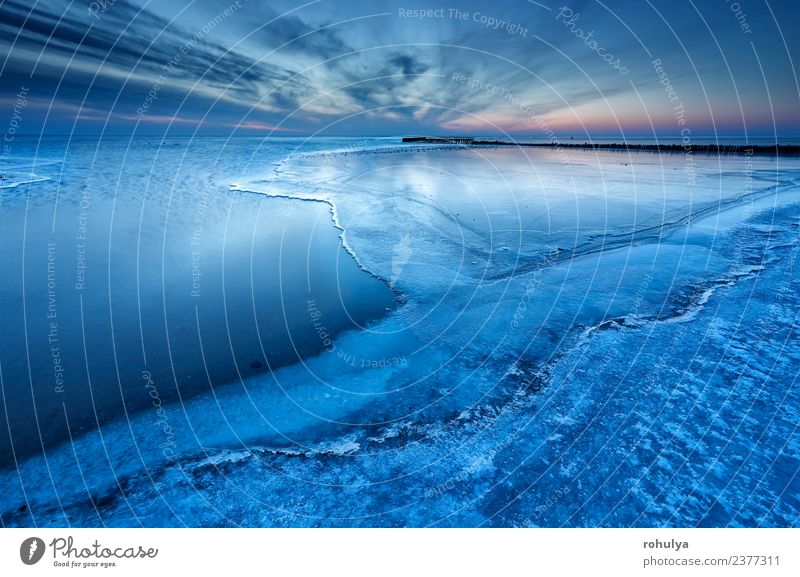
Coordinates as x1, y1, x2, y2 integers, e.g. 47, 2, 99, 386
1, 137, 798, 527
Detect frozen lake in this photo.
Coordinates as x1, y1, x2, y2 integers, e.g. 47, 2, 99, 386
1, 137, 798, 527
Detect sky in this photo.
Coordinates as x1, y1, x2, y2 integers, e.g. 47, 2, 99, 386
0, 0, 798, 138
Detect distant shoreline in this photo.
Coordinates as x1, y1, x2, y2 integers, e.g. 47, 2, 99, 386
401, 136, 800, 155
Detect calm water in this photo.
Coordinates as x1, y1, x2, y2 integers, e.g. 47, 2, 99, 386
0, 136, 395, 465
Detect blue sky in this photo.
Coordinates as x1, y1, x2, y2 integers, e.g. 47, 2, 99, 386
1, 0, 797, 137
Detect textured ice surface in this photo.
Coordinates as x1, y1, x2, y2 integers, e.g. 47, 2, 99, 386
1, 137, 798, 527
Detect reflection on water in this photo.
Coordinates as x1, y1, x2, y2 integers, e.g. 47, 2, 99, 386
0, 137, 394, 465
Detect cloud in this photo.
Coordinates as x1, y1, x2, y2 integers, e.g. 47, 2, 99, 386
0, 0, 796, 135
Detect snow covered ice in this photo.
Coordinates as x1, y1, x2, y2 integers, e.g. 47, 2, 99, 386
1, 136, 798, 527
